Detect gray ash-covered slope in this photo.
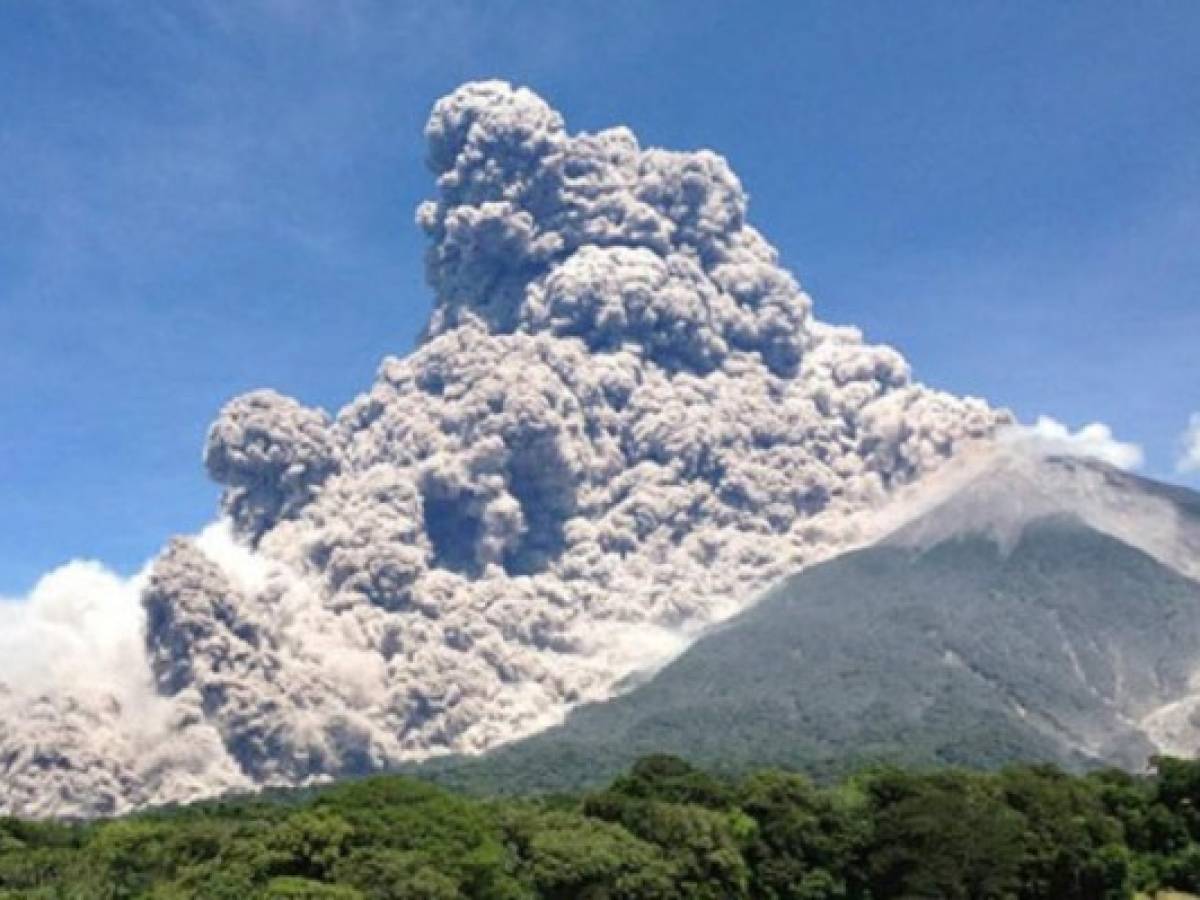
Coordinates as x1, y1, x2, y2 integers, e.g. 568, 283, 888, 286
419, 453, 1200, 793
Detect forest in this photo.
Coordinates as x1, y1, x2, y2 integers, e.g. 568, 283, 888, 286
6, 755, 1200, 898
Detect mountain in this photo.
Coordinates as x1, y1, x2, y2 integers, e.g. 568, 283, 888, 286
412, 452, 1200, 793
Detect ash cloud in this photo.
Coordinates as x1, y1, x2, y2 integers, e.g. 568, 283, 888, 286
0, 81, 1009, 817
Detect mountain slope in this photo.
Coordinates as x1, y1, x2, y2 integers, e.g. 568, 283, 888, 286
415, 464, 1200, 793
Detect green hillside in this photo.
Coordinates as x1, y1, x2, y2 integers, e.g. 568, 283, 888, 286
416, 517, 1200, 795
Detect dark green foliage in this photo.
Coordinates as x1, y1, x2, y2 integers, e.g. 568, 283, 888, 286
605, 755, 737, 809
737, 771, 868, 899
498, 806, 674, 899
8, 755, 1200, 897
1153, 756, 1200, 841
995, 765, 1129, 898
864, 770, 1027, 899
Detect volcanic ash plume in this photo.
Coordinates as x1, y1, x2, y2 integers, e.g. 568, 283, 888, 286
0, 81, 1007, 817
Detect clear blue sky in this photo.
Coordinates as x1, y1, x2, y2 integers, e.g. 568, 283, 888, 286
2, 1, 1198, 595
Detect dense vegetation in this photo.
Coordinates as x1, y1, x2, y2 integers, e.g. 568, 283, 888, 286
8, 756, 1200, 897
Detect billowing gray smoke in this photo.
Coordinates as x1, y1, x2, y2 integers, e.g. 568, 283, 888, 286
0, 82, 1007, 817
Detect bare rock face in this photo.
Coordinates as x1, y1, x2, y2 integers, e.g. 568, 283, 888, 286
0, 81, 1008, 817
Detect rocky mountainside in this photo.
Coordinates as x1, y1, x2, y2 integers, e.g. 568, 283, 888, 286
416, 454, 1200, 793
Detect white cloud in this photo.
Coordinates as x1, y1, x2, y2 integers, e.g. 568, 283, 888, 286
1001, 415, 1145, 471
0, 520, 245, 703
0, 559, 148, 702
1178, 414, 1200, 474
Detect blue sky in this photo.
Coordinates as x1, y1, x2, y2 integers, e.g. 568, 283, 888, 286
1, 1, 1197, 594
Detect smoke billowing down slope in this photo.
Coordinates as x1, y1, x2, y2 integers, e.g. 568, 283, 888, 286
0, 82, 1009, 817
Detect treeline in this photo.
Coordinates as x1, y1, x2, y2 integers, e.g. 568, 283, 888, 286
6, 756, 1200, 898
